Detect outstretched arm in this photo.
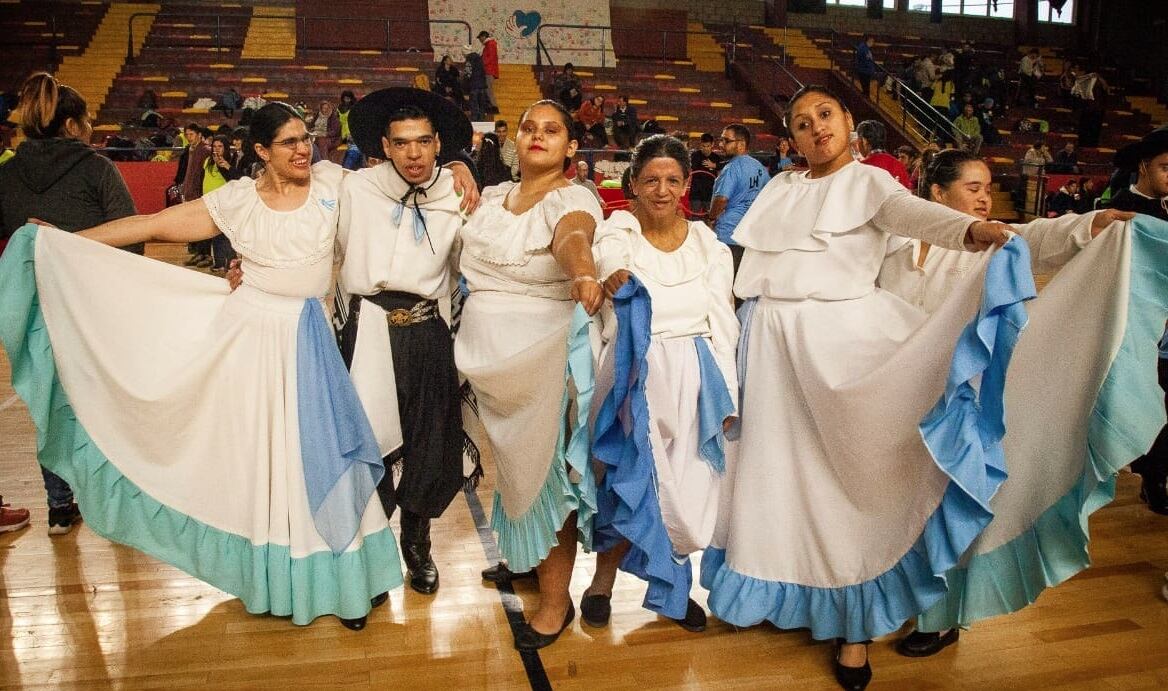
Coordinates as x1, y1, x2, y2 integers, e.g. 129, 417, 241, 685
552, 210, 603, 315
77, 198, 221, 247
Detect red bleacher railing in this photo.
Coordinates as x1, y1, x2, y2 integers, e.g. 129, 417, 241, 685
126, 12, 471, 60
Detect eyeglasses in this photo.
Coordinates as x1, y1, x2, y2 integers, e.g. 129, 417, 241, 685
271, 134, 316, 149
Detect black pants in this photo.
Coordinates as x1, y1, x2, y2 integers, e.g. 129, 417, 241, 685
1132, 358, 1168, 480
339, 292, 465, 520
856, 71, 872, 96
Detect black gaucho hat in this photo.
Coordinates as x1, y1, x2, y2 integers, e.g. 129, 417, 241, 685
348, 87, 472, 164
1114, 126, 1168, 171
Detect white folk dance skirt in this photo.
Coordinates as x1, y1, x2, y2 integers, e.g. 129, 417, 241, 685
701, 237, 1036, 642
0, 226, 402, 625
594, 276, 734, 619
917, 217, 1168, 630
455, 291, 598, 573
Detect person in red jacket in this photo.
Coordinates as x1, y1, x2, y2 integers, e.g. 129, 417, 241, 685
477, 30, 500, 114
855, 119, 911, 188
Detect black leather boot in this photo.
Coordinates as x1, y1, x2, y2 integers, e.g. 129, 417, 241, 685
401, 511, 439, 594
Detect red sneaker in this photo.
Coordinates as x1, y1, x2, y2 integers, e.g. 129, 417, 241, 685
0, 498, 30, 534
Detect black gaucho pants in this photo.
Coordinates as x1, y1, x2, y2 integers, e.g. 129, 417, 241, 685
339, 292, 465, 520
1132, 358, 1168, 481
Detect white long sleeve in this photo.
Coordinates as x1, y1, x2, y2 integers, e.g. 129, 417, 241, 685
871, 190, 975, 252
1012, 211, 1095, 274
705, 241, 739, 414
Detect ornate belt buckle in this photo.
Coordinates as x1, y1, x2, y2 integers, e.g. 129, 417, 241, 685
387, 308, 412, 326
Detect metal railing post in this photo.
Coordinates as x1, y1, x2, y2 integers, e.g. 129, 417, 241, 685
386, 20, 392, 52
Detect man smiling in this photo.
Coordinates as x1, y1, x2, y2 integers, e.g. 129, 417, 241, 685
337, 88, 476, 595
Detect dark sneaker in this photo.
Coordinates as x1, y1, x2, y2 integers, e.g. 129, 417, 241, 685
48, 502, 81, 535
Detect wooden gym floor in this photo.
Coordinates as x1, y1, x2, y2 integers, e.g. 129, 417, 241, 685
1, 244, 1167, 690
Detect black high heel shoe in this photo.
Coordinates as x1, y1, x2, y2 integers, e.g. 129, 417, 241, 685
832, 639, 872, 691
514, 602, 575, 651
339, 591, 390, 631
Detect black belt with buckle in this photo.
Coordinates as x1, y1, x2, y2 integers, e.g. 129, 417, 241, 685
352, 291, 438, 328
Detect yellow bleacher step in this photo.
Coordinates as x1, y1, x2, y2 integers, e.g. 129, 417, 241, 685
241, 6, 296, 60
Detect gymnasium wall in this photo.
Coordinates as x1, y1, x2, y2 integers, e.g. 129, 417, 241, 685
610, 0, 766, 25
428, 0, 616, 66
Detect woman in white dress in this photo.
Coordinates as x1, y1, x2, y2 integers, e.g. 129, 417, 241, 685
0, 104, 400, 629
700, 86, 1020, 690
455, 99, 605, 650
879, 149, 1141, 657
583, 135, 737, 632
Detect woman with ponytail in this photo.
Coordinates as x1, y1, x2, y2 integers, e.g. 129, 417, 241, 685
0, 72, 139, 535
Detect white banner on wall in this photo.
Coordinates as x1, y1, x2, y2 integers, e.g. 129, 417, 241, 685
429, 0, 617, 66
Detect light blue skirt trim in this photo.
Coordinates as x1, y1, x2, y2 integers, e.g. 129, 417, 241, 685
491, 305, 597, 573
0, 225, 403, 625
919, 215, 1168, 631
701, 236, 1036, 642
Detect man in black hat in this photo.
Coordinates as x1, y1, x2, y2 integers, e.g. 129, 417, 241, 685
1105, 127, 1168, 222
1106, 126, 1168, 515
335, 88, 477, 594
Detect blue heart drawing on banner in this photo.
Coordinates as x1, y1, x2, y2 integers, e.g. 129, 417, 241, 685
513, 10, 541, 37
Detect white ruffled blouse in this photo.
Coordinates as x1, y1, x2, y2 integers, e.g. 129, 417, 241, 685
459, 182, 604, 300
202, 161, 342, 298
595, 211, 739, 408
732, 162, 977, 301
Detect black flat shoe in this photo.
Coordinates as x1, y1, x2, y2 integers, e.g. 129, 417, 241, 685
895, 628, 960, 657
339, 615, 367, 631
580, 592, 612, 628
832, 640, 872, 691
481, 562, 536, 583
669, 598, 707, 633
514, 603, 575, 651
371, 591, 389, 608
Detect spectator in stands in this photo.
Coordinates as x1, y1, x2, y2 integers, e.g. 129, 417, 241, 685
1017, 48, 1044, 108
0, 495, 29, 534
1047, 178, 1081, 216
769, 137, 794, 176
179, 125, 214, 267
338, 90, 356, 144
1021, 138, 1053, 177
689, 133, 721, 214
1075, 177, 1098, 213
1058, 61, 1079, 105
952, 103, 983, 154
709, 123, 769, 270
1051, 141, 1079, 173
929, 73, 956, 133
474, 132, 512, 189
953, 41, 975, 93
495, 119, 518, 180
435, 54, 464, 106
1072, 68, 1109, 148
553, 63, 583, 112
855, 120, 911, 188
914, 54, 940, 100
137, 88, 158, 112
576, 95, 608, 148
203, 134, 241, 272
462, 49, 490, 121
896, 145, 921, 191
309, 100, 341, 162
611, 96, 639, 149
977, 97, 1002, 146
477, 30, 500, 114
571, 160, 603, 205
0, 72, 139, 535
854, 34, 877, 97
213, 87, 242, 119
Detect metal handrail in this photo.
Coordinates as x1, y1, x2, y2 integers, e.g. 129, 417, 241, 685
533, 23, 612, 71
127, 12, 471, 60
533, 23, 739, 72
